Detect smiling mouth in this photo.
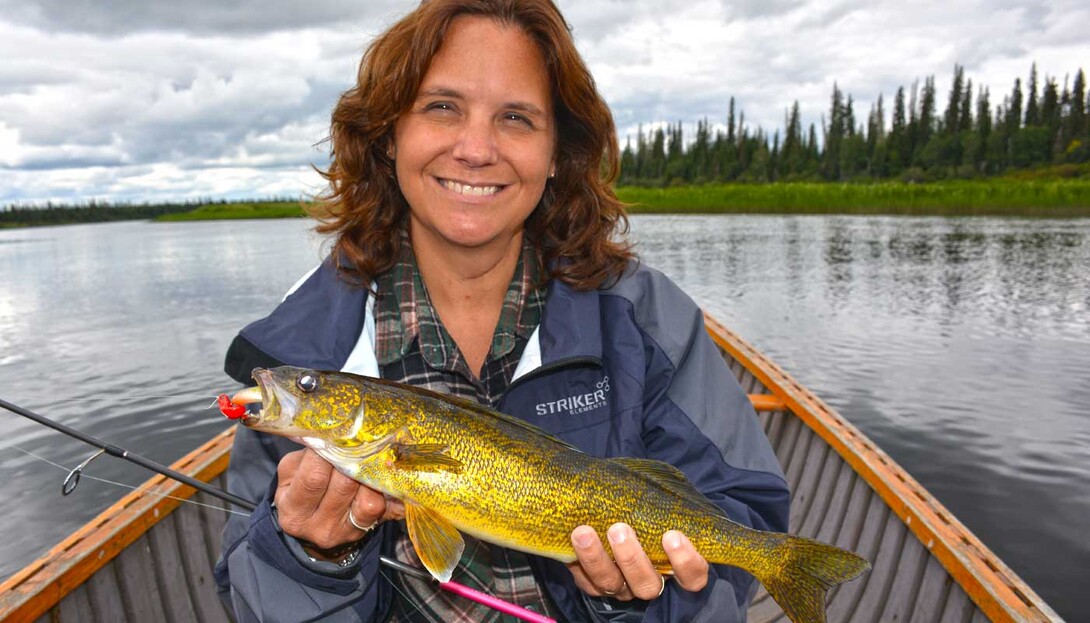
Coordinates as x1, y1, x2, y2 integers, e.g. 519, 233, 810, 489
438, 178, 504, 197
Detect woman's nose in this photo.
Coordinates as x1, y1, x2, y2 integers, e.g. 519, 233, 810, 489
451, 117, 498, 167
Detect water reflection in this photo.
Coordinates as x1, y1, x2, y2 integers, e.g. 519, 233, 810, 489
0, 216, 1087, 619
626, 215, 1089, 620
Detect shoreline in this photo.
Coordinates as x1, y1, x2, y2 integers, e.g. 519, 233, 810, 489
3, 178, 1089, 228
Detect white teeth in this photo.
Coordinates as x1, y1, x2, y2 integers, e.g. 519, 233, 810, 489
441, 179, 500, 196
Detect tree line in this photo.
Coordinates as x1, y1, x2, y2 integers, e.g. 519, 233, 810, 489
0, 198, 252, 227
619, 63, 1089, 185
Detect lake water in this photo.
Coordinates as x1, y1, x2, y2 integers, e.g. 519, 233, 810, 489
1, 216, 1087, 619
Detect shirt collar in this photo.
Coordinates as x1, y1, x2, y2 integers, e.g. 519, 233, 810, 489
374, 234, 544, 368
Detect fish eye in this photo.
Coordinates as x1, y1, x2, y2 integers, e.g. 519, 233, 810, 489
296, 372, 319, 393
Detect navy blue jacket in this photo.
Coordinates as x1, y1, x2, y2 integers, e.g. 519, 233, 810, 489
215, 259, 790, 623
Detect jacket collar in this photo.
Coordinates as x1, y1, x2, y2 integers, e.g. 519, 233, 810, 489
537, 278, 603, 364
236, 260, 605, 378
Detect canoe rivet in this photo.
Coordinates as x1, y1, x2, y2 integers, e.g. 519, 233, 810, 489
154, 508, 160, 518
906, 516, 912, 525
98, 550, 105, 559
927, 539, 934, 549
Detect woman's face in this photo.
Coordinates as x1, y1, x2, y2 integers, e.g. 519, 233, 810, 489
393, 16, 556, 258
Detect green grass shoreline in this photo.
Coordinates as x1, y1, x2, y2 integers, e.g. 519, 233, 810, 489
618, 179, 1090, 217
3, 178, 1089, 229
156, 179, 1090, 221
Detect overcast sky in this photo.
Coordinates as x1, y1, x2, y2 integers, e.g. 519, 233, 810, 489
1, 0, 1086, 205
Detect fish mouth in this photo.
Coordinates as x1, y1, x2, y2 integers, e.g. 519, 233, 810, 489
230, 368, 289, 427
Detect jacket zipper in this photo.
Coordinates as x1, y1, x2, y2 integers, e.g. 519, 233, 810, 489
506, 355, 603, 394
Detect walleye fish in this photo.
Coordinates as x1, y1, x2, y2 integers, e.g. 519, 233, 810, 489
232, 366, 869, 623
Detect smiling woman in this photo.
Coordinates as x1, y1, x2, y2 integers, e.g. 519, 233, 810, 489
214, 1, 792, 622
394, 18, 556, 264
310, 0, 630, 291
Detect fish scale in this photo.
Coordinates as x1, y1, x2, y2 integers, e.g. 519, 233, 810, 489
238, 366, 870, 623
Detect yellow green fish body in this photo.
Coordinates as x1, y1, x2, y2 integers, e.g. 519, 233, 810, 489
239, 366, 869, 623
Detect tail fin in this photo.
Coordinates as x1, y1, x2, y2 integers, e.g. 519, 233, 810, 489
759, 535, 870, 623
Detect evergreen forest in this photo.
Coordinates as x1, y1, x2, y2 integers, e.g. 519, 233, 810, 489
619, 63, 1090, 185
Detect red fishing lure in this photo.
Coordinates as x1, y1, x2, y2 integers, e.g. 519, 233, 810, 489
217, 394, 247, 419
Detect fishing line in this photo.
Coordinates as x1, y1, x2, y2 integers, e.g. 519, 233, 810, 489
14, 395, 221, 405
5, 444, 250, 517
0, 397, 555, 622
380, 568, 432, 620
0, 396, 256, 510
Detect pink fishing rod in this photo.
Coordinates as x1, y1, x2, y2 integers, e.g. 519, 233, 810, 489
379, 556, 557, 623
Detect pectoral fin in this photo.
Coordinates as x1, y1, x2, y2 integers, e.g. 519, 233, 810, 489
392, 442, 463, 473
405, 502, 465, 583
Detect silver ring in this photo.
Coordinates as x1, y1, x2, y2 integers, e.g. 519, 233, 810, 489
347, 509, 377, 533
656, 575, 666, 597
602, 580, 627, 596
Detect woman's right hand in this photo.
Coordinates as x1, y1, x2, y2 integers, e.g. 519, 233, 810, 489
274, 448, 405, 561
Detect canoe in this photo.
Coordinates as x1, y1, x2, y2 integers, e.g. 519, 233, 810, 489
0, 314, 1063, 623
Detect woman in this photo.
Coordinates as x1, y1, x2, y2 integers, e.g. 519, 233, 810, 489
215, 1, 789, 621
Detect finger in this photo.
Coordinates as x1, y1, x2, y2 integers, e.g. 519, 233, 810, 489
607, 523, 662, 600
663, 531, 709, 592
276, 449, 305, 483
276, 450, 330, 512
383, 496, 406, 521
294, 449, 336, 499
276, 450, 335, 537
570, 525, 627, 597
324, 467, 361, 512
566, 559, 597, 595
346, 484, 388, 533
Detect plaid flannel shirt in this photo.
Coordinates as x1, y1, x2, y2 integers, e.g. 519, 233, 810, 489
376, 236, 556, 623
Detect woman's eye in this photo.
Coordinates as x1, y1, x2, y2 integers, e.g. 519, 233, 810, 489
503, 113, 533, 127
425, 102, 455, 113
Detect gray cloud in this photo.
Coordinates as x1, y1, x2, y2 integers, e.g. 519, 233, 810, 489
1, 0, 1087, 204
0, 0, 406, 35
720, 0, 805, 20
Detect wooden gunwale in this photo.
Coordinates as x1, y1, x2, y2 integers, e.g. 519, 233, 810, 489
0, 428, 236, 623
701, 312, 1062, 623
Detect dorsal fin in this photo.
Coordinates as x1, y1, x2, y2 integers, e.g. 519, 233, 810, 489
609, 457, 728, 518
610, 457, 690, 487
358, 373, 582, 452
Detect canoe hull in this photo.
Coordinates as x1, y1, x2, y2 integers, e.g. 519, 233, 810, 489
0, 317, 1063, 623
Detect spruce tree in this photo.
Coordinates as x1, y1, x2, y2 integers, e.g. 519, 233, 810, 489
620, 139, 636, 185
823, 84, 845, 180
1041, 76, 1060, 160
1071, 70, 1087, 145
812, 124, 822, 173
960, 79, 974, 133
974, 87, 992, 170
1024, 63, 1040, 127
944, 65, 964, 135
890, 86, 908, 171
727, 97, 737, 146
1008, 78, 1023, 133
782, 101, 803, 177
916, 76, 937, 165
651, 127, 666, 182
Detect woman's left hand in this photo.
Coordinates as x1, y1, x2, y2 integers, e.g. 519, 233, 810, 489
567, 523, 710, 601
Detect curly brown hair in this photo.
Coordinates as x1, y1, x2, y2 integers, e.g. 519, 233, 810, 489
311, 0, 633, 290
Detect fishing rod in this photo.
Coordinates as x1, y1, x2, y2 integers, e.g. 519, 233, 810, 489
0, 396, 255, 509
0, 396, 555, 623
